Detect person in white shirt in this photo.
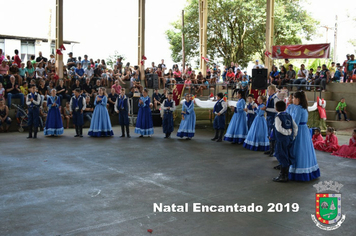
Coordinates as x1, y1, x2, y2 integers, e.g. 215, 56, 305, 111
293, 64, 308, 90
253, 60, 264, 69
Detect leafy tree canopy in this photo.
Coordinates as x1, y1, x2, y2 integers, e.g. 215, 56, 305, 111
165, 0, 319, 68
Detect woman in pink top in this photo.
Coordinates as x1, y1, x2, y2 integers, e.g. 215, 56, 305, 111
0, 60, 9, 83
184, 76, 192, 94
111, 80, 122, 94
173, 68, 182, 82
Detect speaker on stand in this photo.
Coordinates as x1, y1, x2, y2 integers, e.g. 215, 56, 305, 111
251, 69, 268, 90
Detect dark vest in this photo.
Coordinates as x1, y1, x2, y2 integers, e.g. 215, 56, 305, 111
71, 96, 84, 111
213, 99, 226, 114
117, 95, 128, 111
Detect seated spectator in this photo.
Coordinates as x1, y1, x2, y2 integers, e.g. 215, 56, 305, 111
47, 81, 56, 98
173, 67, 182, 82
108, 88, 118, 115
71, 79, 83, 96
196, 78, 209, 97
165, 69, 175, 89
156, 67, 165, 89
83, 96, 94, 122
36, 62, 46, 81
62, 65, 70, 87
306, 68, 314, 91
240, 76, 249, 98
283, 64, 295, 87
294, 64, 307, 90
6, 75, 24, 108
0, 82, 5, 100
67, 52, 76, 68
18, 62, 26, 83
0, 60, 9, 84
20, 81, 29, 100
131, 72, 143, 92
75, 63, 85, 84
0, 98, 11, 132
84, 64, 94, 84
93, 79, 101, 96
226, 68, 235, 86
269, 65, 280, 87
112, 80, 122, 95
83, 77, 94, 98
63, 102, 72, 129
37, 80, 48, 101
56, 79, 70, 102
315, 64, 330, 91
333, 67, 344, 82
9, 63, 22, 86
152, 88, 161, 110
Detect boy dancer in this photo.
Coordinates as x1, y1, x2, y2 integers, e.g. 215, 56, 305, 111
70, 88, 86, 137
26, 85, 41, 139
211, 93, 227, 142
115, 88, 131, 138
245, 94, 257, 130
265, 84, 280, 156
161, 92, 176, 138
272, 101, 298, 182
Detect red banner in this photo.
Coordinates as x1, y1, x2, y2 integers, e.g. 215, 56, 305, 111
272, 43, 330, 59
172, 84, 185, 106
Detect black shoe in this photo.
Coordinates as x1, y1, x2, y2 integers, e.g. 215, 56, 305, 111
126, 126, 131, 138
74, 134, 79, 137
216, 130, 224, 142
264, 150, 271, 155
211, 130, 219, 141
74, 126, 79, 137
273, 167, 289, 182
27, 126, 33, 139
139, 135, 143, 138
120, 134, 125, 138
79, 126, 83, 137
273, 164, 281, 170
33, 131, 37, 139
216, 139, 222, 142
186, 137, 191, 140
120, 126, 125, 137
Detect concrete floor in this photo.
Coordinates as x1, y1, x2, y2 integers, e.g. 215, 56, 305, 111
0, 127, 355, 236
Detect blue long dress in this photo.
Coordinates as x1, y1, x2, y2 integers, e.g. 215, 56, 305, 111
88, 95, 114, 137
177, 100, 196, 138
289, 105, 320, 181
224, 98, 248, 143
44, 96, 64, 135
286, 104, 296, 115
135, 96, 154, 135
243, 104, 269, 151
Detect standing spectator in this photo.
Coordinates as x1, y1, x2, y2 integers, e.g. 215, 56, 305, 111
67, 52, 76, 68
107, 87, 118, 115
283, 59, 291, 69
347, 54, 356, 82
6, 75, 24, 107
36, 51, 48, 64
342, 54, 350, 80
294, 64, 308, 90
13, 49, 22, 67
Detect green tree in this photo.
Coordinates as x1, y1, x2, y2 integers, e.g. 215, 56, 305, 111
165, 0, 319, 68
106, 51, 126, 69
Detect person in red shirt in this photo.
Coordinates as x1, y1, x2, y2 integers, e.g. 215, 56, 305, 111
314, 127, 340, 152
13, 49, 22, 68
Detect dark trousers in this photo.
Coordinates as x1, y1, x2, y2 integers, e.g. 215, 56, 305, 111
337, 110, 348, 120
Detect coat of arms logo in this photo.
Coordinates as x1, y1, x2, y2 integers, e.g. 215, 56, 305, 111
311, 181, 346, 230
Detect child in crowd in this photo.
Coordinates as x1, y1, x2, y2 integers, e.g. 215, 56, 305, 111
240, 76, 249, 98
88, 87, 113, 137
314, 127, 340, 153
332, 129, 356, 159
272, 101, 298, 182
0, 82, 5, 100
161, 92, 176, 138
26, 85, 41, 139
19, 63, 26, 82
312, 127, 324, 146
177, 94, 196, 140
277, 86, 288, 101
286, 93, 295, 114
0, 98, 11, 132
64, 102, 72, 129
244, 94, 257, 130
20, 81, 29, 98
211, 92, 227, 142
243, 95, 270, 151
231, 79, 242, 99
115, 88, 131, 138
335, 97, 349, 121
224, 90, 248, 144
70, 88, 86, 137
184, 76, 192, 94
40, 101, 49, 124
135, 88, 154, 137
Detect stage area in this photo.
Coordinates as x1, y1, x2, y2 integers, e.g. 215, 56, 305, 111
0, 128, 355, 236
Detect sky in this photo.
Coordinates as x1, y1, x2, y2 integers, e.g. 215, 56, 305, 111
1, 0, 356, 69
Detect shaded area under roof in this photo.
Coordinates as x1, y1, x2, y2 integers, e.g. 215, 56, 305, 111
0, 34, 79, 44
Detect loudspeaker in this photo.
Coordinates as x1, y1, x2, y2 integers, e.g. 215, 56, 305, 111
152, 74, 159, 89
252, 69, 268, 90
132, 97, 140, 115
146, 74, 153, 88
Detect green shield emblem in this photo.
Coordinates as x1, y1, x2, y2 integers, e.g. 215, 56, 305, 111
316, 193, 341, 225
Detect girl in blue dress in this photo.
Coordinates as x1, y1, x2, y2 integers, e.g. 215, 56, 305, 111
289, 91, 320, 181
88, 87, 114, 137
44, 89, 64, 136
177, 94, 196, 140
135, 88, 154, 137
286, 93, 295, 115
224, 90, 248, 144
243, 95, 270, 151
